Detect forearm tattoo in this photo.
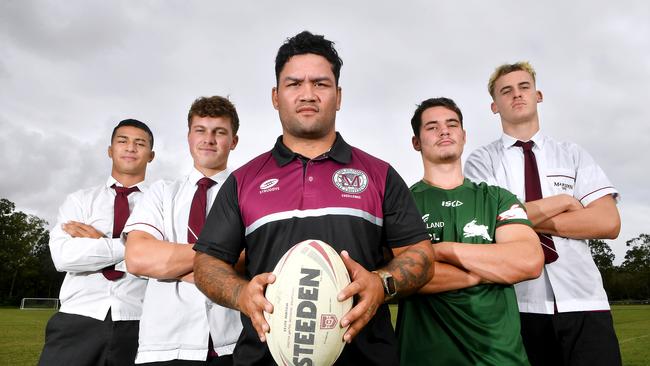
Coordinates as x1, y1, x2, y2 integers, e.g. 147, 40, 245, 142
385, 244, 433, 297
195, 254, 246, 311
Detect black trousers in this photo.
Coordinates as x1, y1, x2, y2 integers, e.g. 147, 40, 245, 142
38, 311, 139, 366
138, 355, 233, 366
520, 311, 622, 366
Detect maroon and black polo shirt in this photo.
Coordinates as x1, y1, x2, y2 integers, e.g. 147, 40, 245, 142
195, 132, 429, 366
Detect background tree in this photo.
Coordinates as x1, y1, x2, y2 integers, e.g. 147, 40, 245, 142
0, 198, 63, 305
589, 239, 615, 272
621, 234, 650, 272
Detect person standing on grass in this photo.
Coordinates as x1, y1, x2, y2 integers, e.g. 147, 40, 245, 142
396, 97, 543, 365
40, 119, 155, 366
465, 61, 622, 365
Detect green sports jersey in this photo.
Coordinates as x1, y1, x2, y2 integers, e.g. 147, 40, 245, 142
397, 178, 531, 366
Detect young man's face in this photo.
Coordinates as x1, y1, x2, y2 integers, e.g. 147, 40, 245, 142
188, 116, 238, 175
412, 106, 465, 164
108, 125, 154, 176
491, 70, 543, 124
272, 53, 341, 140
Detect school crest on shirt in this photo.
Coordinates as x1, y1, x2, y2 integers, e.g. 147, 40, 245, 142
332, 168, 368, 194
463, 219, 492, 241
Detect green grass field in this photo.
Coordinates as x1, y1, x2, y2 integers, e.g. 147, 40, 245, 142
0, 305, 648, 365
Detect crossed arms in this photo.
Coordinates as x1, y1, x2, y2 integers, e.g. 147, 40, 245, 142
419, 223, 543, 294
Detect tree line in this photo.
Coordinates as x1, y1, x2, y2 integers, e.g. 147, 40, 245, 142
1, 197, 648, 305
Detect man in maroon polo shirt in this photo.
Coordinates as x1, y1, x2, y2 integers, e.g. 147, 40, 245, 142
193, 31, 435, 366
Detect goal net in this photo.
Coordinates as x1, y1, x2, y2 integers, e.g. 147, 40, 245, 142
20, 298, 60, 310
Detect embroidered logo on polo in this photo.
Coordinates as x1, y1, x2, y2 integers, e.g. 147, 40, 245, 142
259, 178, 280, 194
497, 204, 528, 221
332, 168, 368, 194
441, 200, 463, 207
463, 219, 492, 241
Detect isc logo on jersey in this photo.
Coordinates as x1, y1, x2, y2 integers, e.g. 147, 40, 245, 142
441, 200, 463, 207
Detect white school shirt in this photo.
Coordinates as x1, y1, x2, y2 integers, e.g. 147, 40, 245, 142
49, 176, 148, 321
123, 168, 242, 364
464, 131, 618, 314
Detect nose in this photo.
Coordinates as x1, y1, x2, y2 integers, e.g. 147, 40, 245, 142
299, 83, 316, 102
126, 141, 137, 152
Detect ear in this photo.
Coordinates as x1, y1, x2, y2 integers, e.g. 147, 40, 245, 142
490, 101, 498, 114
411, 136, 421, 152
536, 90, 543, 103
272, 87, 279, 110
230, 135, 239, 150
336, 86, 342, 111
148, 150, 155, 163
107, 145, 113, 158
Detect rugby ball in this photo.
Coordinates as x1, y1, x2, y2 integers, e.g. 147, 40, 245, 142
265, 239, 352, 366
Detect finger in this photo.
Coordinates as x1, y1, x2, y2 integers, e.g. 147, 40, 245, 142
337, 279, 362, 302
342, 301, 378, 343
250, 309, 270, 342
340, 250, 362, 274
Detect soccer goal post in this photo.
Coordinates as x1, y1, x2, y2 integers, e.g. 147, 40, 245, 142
20, 298, 60, 310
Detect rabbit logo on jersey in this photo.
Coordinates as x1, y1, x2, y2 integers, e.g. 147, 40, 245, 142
497, 204, 527, 221
333, 168, 368, 194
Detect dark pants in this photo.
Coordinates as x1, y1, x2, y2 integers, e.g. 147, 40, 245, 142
520, 311, 622, 366
38, 311, 139, 366
138, 355, 233, 366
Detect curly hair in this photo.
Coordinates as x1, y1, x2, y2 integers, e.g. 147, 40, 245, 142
275, 30, 343, 85
187, 96, 239, 134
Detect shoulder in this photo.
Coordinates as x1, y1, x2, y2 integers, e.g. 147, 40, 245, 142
467, 140, 501, 160
232, 150, 274, 180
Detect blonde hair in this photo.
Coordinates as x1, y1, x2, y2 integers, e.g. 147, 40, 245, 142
488, 61, 536, 98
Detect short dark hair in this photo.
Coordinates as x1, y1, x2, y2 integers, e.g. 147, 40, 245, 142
275, 30, 343, 86
111, 119, 154, 148
410, 97, 463, 137
187, 96, 240, 135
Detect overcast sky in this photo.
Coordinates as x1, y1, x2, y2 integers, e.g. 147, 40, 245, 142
1, 1, 648, 264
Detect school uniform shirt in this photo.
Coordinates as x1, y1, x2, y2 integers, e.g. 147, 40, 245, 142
464, 131, 619, 314
49, 176, 148, 321
123, 168, 242, 364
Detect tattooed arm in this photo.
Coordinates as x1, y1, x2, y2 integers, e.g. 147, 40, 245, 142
194, 252, 275, 342
337, 239, 434, 343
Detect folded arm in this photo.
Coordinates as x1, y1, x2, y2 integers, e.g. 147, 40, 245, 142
534, 194, 620, 240
125, 230, 195, 279
49, 197, 125, 272
419, 223, 542, 294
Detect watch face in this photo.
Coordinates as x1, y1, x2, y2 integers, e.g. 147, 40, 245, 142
385, 275, 396, 295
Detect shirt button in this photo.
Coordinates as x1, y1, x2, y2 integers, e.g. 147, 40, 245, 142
308, 176, 314, 182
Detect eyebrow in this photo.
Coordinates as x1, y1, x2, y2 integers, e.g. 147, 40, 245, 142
424, 118, 460, 125
284, 75, 333, 83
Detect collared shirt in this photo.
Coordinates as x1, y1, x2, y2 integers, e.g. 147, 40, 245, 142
123, 167, 242, 364
465, 131, 619, 314
49, 176, 148, 321
195, 133, 429, 366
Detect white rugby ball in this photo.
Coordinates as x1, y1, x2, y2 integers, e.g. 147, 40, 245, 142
265, 239, 352, 366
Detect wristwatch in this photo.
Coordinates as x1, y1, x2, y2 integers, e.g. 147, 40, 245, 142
373, 270, 397, 301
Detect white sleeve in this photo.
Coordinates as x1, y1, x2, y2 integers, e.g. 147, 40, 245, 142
48, 192, 125, 273
464, 147, 498, 185
572, 144, 619, 206
123, 180, 166, 240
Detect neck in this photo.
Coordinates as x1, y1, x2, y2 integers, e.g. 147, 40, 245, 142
501, 116, 540, 141
282, 130, 337, 159
195, 164, 225, 178
112, 171, 145, 188
422, 159, 464, 189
